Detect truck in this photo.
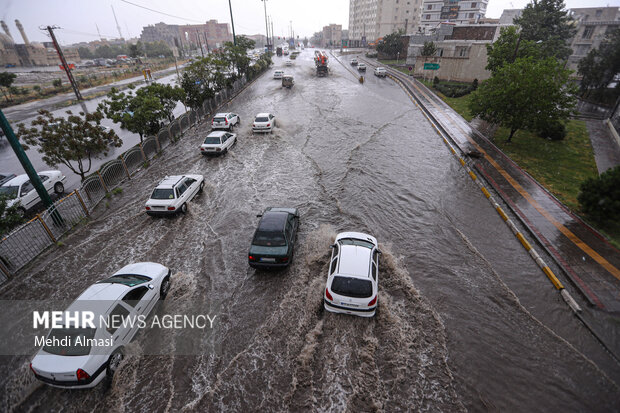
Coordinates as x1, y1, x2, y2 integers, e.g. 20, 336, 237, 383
276, 47, 283, 57
314, 50, 328, 77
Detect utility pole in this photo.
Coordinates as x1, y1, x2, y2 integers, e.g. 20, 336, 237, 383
262, 0, 270, 51
228, 0, 237, 46
270, 18, 274, 50
196, 31, 204, 57
43, 26, 82, 101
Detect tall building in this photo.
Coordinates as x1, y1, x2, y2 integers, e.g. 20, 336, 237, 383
420, 0, 488, 28
567, 7, 620, 72
140, 20, 232, 52
322, 24, 342, 47
348, 0, 424, 47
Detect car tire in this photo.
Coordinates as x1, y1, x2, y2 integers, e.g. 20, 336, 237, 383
180, 203, 187, 214
16, 207, 26, 218
199, 181, 205, 193
106, 348, 124, 380
160, 276, 171, 299
54, 182, 64, 194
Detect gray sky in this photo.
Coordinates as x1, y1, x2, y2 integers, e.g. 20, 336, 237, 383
1, 0, 619, 46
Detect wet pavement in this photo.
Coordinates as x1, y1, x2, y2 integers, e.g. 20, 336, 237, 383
0, 51, 619, 412
586, 119, 620, 174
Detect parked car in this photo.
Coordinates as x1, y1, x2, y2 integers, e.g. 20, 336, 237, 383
273, 70, 284, 79
357, 63, 366, 71
282, 75, 294, 88
374, 67, 387, 77
0, 171, 66, 216
145, 174, 204, 216
350, 58, 358, 66
0, 173, 16, 186
30, 262, 171, 388
285, 60, 293, 66
211, 112, 239, 131
200, 131, 237, 155
252, 113, 276, 133
323, 232, 380, 317
248, 207, 299, 269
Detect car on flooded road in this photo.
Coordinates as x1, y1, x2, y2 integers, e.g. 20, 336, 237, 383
145, 174, 204, 216
374, 67, 387, 78
0, 170, 66, 216
30, 262, 171, 389
200, 131, 237, 155
323, 232, 380, 317
252, 113, 276, 133
273, 70, 284, 79
211, 112, 239, 131
357, 63, 366, 71
248, 207, 299, 269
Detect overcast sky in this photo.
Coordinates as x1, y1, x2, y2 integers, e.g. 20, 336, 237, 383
1, 0, 619, 46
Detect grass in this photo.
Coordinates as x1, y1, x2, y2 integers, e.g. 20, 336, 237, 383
426, 88, 620, 247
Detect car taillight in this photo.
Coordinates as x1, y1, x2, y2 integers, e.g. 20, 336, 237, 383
253, 124, 256, 127
76, 368, 90, 381
325, 288, 333, 301
280, 257, 288, 262
29, 363, 36, 375
368, 295, 377, 306
225, 118, 228, 124
200, 147, 204, 151
216, 148, 221, 151
145, 206, 151, 210
167, 206, 175, 211
266, 123, 270, 127
248, 255, 255, 261
211, 120, 214, 125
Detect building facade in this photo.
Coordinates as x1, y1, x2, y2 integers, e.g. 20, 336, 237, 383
322, 24, 342, 47
420, 0, 488, 28
567, 7, 620, 73
140, 20, 232, 52
348, 0, 424, 47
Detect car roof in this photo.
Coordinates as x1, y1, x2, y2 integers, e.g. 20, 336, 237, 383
156, 175, 185, 188
214, 112, 231, 117
258, 211, 289, 232
207, 131, 228, 137
256, 112, 271, 117
337, 245, 372, 278
1, 171, 58, 187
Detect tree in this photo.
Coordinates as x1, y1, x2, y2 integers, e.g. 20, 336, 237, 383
99, 83, 185, 140
143, 41, 173, 58
222, 36, 255, 78
128, 42, 143, 59
180, 56, 228, 109
377, 29, 405, 58
0, 72, 17, 102
52, 79, 62, 88
77, 47, 93, 59
469, 56, 577, 142
94, 45, 115, 59
16, 110, 122, 181
421, 41, 437, 57
578, 28, 620, 96
578, 165, 620, 224
0, 195, 24, 236
485, 26, 542, 73
513, 0, 576, 61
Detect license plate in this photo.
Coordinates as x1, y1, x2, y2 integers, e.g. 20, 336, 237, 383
260, 258, 276, 262
341, 302, 359, 308
153, 206, 165, 210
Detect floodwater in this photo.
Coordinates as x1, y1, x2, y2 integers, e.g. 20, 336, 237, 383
0, 51, 618, 412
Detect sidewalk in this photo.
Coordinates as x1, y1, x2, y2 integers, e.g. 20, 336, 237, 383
398, 73, 620, 313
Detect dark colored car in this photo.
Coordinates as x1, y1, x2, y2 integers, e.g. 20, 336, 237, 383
248, 207, 299, 268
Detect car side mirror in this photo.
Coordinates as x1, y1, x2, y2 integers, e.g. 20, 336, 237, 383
148, 284, 154, 290
256, 214, 262, 218
377, 250, 383, 255
329, 244, 335, 249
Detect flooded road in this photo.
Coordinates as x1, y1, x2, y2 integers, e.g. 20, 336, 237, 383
1, 51, 618, 412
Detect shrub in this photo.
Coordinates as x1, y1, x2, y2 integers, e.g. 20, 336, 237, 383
433, 76, 440, 86
537, 120, 567, 141
472, 78, 478, 90
578, 165, 620, 224
52, 79, 62, 88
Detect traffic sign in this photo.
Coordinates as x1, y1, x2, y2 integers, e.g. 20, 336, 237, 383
423, 63, 440, 70
408, 66, 413, 72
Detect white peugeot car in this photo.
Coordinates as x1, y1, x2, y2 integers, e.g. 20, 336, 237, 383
200, 131, 237, 155
323, 232, 380, 317
273, 70, 284, 79
252, 113, 276, 133
30, 262, 171, 388
145, 174, 204, 216
374, 67, 387, 78
0, 170, 66, 216
211, 112, 239, 131
285, 60, 293, 66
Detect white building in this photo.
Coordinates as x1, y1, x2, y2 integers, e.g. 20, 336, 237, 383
420, 0, 488, 28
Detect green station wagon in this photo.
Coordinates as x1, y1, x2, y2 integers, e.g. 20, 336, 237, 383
248, 207, 299, 269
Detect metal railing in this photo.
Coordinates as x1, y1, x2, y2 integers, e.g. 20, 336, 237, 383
0, 71, 260, 281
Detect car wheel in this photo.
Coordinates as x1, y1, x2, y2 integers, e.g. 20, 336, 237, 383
160, 276, 171, 299
199, 181, 205, 192
237, 117, 240, 125
54, 182, 64, 194
16, 207, 26, 218
107, 348, 124, 379
180, 203, 187, 214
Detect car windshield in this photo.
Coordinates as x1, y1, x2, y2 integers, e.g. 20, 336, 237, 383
0, 186, 18, 199
331, 276, 373, 298
255, 117, 269, 122
97, 274, 151, 286
253, 230, 286, 247
43, 327, 96, 356
204, 136, 221, 144
151, 188, 175, 200
339, 238, 374, 249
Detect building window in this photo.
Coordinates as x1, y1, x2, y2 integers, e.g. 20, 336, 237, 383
456, 46, 469, 57
469, 13, 474, 18
595, 9, 602, 17
427, 4, 432, 10
471, 2, 477, 7
425, 14, 431, 20
582, 27, 594, 39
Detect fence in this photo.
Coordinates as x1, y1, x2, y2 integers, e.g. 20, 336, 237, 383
0, 70, 260, 281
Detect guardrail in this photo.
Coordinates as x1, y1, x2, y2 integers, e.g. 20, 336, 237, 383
0, 70, 261, 281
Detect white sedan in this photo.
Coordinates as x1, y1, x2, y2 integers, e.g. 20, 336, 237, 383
200, 131, 237, 155
0, 170, 66, 216
273, 70, 284, 79
324, 232, 380, 317
145, 174, 204, 216
285, 60, 293, 66
30, 262, 171, 388
252, 113, 276, 133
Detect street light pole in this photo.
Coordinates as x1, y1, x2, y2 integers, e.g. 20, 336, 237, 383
228, 0, 237, 46
262, 0, 270, 51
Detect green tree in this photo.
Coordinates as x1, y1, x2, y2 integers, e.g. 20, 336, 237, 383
0, 72, 17, 102
578, 165, 620, 224
469, 56, 577, 142
485, 26, 542, 73
52, 79, 62, 88
578, 28, 620, 96
513, 0, 576, 61
16, 110, 122, 181
94, 44, 115, 59
222, 36, 255, 78
421, 41, 437, 57
143, 41, 173, 58
77, 47, 93, 59
180, 55, 228, 109
128, 42, 143, 58
0, 195, 24, 236
377, 29, 405, 58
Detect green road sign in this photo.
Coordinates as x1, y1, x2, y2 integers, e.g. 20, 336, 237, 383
423, 63, 440, 70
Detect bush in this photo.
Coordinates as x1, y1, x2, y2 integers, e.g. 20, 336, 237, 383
52, 79, 62, 88
433, 76, 440, 86
578, 165, 620, 224
537, 120, 567, 141
365, 52, 378, 58
472, 78, 478, 90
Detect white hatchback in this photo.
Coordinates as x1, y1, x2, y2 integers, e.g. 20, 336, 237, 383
374, 67, 387, 77
324, 232, 380, 317
211, 112, 239, 131
285, 60, 293, 66
252, 113, 276, 133
273, 70, 284, 79
0, 170, 66, 216
145, 174, 204, 216
200, 131, 237, 155
30, 262, 171, 388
